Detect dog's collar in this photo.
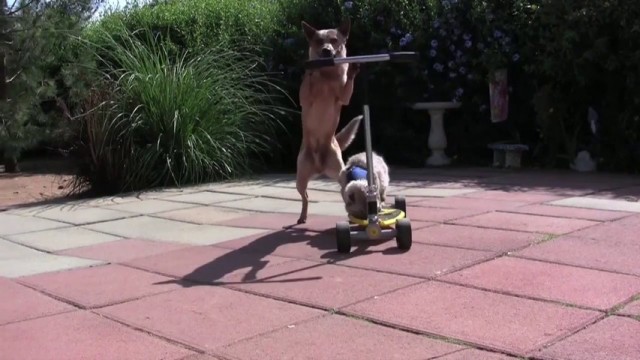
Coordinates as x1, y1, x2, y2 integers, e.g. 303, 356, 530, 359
346, 165, 368, 182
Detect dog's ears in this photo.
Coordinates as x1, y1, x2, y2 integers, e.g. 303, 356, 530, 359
302, 21, 317, 41
337, 18, 351, 38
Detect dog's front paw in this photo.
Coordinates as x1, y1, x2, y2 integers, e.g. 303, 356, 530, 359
347, 63, 360, 79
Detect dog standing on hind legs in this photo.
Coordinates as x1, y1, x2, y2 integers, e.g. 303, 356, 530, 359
294, 18, 362, 225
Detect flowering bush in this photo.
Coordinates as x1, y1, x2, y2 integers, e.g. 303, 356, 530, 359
470, 1, 521, 75
416, 0, 479, 102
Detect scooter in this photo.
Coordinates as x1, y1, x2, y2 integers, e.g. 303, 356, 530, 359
304, 52, 419, 254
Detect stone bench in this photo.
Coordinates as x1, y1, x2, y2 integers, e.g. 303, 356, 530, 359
487, 143, 529, 168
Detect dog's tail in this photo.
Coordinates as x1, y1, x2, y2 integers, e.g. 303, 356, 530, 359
336, 115, 363, 151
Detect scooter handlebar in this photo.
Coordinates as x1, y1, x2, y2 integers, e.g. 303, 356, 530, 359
304, 52, 419, 70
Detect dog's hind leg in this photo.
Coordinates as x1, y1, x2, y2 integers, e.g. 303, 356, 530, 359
295, 149, 315, 224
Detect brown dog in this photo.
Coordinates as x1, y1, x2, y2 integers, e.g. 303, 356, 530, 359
295, 18, 362, 224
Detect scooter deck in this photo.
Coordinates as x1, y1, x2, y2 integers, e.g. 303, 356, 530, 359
348, 208, 406, 228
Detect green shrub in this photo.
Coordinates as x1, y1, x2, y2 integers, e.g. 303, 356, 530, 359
70, 23, 289, 194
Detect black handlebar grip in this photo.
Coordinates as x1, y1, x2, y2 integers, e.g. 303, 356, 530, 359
388, 52, 420, 63
304, 58, 337, 69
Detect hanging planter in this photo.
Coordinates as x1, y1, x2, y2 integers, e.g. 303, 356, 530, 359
489, 68, 508, 123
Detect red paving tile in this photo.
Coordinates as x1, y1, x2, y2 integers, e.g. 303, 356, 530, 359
570, 220, 639, 244
442, 257, 640, 310
178, 355, 220, 360
405, 206, 487, 222
220, 315, 463, 360
504, 204, 632, 221
57, 238, 190, 263
18, 264, 182, 309
227, 260, 423, 309
516, 235, 640, 276
618, 300, 640, 317
343, 282, 601, 355
411, 196, 527, 211
0, 311, 193, 359
337, 242, 494, 278
212, 229, 341, 263
98, 286, 324, 352
537, 316, 640, 360
452, 212, 599, 234
216, 213, 345, 232
461, 190, 563, 203
435, 348, 516, 359
125, 244, 296, 284
0, 277, 73, 325
415, 224, 541, 252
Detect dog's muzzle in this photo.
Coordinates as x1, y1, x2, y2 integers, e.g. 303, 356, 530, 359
320, 48, 334, 58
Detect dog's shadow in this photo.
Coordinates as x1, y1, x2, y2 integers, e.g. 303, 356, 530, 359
154, 221, 405, 288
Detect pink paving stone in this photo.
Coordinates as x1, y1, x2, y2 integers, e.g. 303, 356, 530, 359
343, 282, 601, 356
570, 219, 640, 244
435, 349, 516, 359
405, 206, 488, 222
97, 286, 324, 352
452, 212, 599, 234
0, 311, 193, 360
414, 224, 541, 252
411, 197, 528, 211
337, 242, 494, 278
125, 244, 296, 284
461, 190, 564, 203
0, 277, 73, 325
18, 264, 183, 309
516, 235, 640, 276
226, 259, 423, 309
537, 316, 640, 360
220, 315, 464, 360
216, 213, 345, 232
504, 204, 632, 221
442, 257, 640, 310
178, 355, 220, 360
57, 238, 190, 263
618, 300, 640, 317
212, 228, 339, 262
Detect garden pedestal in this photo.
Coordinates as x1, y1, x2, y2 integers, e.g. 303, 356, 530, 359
411, 102, 461, 167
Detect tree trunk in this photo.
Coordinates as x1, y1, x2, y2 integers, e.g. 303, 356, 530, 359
1, 1, 19, 173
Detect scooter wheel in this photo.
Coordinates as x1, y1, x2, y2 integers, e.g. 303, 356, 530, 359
394, 195, 407, 214
336, 221, 352, 254
395, 218, 412, 250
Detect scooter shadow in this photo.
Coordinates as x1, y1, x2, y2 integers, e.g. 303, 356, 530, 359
153, 221, 406, 289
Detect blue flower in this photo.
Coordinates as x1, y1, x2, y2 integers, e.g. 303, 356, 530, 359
432, 20, 441, 28
464, 40, 472, 48
448, 61, 456, 69
449, 72, 457, 78
283, 38, 295, 47
434, 63, 444, 72
449, 44, 455, 52
512, 53, 520, 62
459, 67, 467, 74
431, 40, 438, 47
439, 29, 447, 36
403, 33, 414, 43
455, 88, 464, 97
463, 33, 472, 40
377, 15, 384, 23
442, 0, 451, 8
493, 30, 504, 39
344, 1, 353, 9
429, 49, 437, 57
